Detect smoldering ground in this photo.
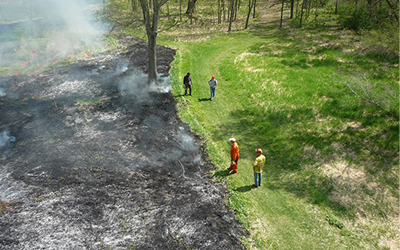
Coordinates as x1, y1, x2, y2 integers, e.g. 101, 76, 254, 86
0, 35, 245, 249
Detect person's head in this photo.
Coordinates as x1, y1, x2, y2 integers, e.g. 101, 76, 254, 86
187, 72, 190, 76
211, 76, 215, 80
229, 138, 236, 144
255, 148, 262, 155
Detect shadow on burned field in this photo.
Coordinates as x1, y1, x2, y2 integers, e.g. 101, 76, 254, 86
0, 37, 245, 249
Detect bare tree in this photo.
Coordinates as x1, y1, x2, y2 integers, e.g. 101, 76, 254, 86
279, 0, 284, 28
179, 0, 183, 21
299, 0, 307, 27
130, 0, 138, 12
217, 0, 223, 23
334, 0, 338, 14
245, 0, 255, 29
290, 0, 294, 18
252, 0, 256, 18
138, 0, 168, 84
228, 0, 235, 31
186, 0, 197, 14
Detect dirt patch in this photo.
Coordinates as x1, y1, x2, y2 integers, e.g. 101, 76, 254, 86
0, 35, 244, 249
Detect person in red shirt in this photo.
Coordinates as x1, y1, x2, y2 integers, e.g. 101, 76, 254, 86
227, 138, 240, 174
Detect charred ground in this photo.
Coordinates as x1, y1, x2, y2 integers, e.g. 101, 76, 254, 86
0, 35, 244, 249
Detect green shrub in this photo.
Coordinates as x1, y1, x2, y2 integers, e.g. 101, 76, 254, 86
326, 213, 345, 229
340, 8, 373, 30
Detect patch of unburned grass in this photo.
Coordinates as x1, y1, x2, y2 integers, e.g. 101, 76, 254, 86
167, 19, 398, 249
109, 1, 400, 248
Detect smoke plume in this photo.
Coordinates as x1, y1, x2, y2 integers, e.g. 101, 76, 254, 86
0, 0, 107, 75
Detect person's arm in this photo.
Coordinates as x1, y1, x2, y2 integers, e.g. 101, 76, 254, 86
231, 146, 239, 161
253, 157, 258, 167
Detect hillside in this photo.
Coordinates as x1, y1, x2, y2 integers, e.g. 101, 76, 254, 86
153, 0, 399, 249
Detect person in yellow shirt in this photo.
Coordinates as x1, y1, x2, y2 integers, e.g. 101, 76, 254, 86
252, 148, 266, 188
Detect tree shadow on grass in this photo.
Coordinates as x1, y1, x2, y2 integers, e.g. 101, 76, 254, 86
218, 102, 398, 217
198, 98, 211, 102
213, 169, 232, 178
235, 185, 254, 193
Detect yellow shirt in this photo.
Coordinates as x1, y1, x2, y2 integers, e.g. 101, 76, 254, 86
253, 154, 266, 173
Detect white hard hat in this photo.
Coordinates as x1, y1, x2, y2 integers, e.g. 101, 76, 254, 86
229, 138, 236, 142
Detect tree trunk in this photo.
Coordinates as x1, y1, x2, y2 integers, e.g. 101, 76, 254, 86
252, 0, 256, 18
218, 0, 222, 24
290, 0, 294, 19
179, 0, 182, 21
138, 0, 166, 85
228, 0, 235, 31
234, 0, 239, 21
334, 0, 338, 14
245, 0, 254, 29
279, 0, 284, 29
186, 0, 197, 14
148, 32, 157, 85
306, 0, 312, 18
299, 0, 307, 27
223, 0, 226, 22
130, 0, 137, 12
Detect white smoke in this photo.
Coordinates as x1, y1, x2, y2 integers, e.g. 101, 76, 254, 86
155, 75, 172, 93
0, 87, 5, 97
0, 129, 16, 148
176, 128, 198, 152
0, 0, 107, 73
118, 70, 172, 96
0, 169, 27, 203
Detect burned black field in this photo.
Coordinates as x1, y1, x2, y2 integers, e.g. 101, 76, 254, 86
0, 37, 244, 249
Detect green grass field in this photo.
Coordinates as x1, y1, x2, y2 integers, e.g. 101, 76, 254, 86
157, 23, 399, 249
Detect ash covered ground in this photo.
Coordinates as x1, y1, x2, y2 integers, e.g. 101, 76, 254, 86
0, 35, 244, 249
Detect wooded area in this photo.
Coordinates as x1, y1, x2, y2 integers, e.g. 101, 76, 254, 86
104, 0, 399, 83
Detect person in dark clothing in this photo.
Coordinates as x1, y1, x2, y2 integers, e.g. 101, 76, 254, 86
183, 72, 192, 96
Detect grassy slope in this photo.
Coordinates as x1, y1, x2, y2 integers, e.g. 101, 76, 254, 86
120, 1, 400, 249
159, 25, 399, 249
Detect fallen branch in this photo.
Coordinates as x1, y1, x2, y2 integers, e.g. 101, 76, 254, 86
177, 160, 186, 179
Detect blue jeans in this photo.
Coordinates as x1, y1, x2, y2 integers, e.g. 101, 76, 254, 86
254, 172, 262, 187
210, 87, 216, 99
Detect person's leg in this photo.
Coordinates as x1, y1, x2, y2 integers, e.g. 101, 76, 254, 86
258, 173, 262, 186
254, 172, 258, 186
189, 85, 192, 95
184, 85, 187, 95
232, 160, 238, 173
211, 87, 215, 99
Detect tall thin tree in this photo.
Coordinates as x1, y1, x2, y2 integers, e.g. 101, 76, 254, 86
245, 0, 255, 29
279, 0, 284, 28
290, 0, 294, 19
228, 0, 235, 31
138, 0, 168, 84
186, 0, 197, 14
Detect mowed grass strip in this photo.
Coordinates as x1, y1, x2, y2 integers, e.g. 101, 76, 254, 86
163, 27, 398, 249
